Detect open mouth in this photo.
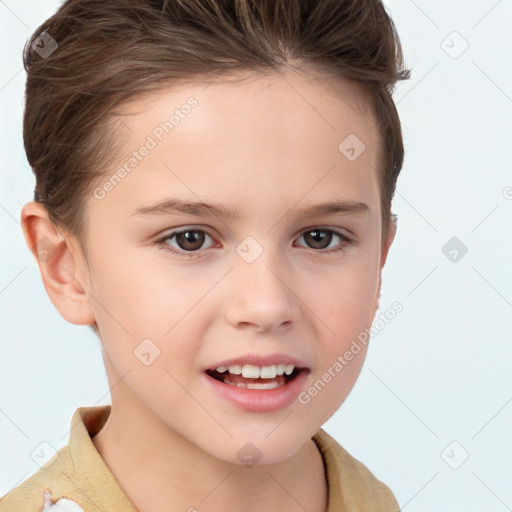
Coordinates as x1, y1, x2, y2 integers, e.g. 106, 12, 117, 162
205, 367, 305, 390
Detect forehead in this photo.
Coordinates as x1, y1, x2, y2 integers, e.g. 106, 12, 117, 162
115, 68, 378, 152
87, 68, 381, 227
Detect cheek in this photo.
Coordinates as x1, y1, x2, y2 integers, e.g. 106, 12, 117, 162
88, 259, 201, 408
299, 267, 377, 422
315, 256, 380, 329
306, 253, 379, 404
90, 249, 194, 331
89, 253, 209, 373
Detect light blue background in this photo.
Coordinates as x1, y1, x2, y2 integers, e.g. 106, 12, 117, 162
1, 1, 511, 510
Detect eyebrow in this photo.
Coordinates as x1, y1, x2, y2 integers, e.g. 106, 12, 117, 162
131, 197, 370, 220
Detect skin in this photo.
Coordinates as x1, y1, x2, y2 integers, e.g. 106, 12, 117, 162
21, 67, 396, 512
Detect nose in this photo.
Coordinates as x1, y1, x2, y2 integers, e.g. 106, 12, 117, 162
223, 247, 302, 332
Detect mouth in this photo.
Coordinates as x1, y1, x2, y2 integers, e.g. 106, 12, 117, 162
204, 365, 307, 390
203, 358, 311, 412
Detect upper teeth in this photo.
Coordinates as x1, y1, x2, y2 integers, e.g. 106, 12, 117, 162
215, 364, 295, 379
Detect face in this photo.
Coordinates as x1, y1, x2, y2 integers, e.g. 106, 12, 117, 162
77, 68, 392, 465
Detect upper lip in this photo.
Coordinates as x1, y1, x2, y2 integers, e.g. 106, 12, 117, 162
205, 353, 309, 371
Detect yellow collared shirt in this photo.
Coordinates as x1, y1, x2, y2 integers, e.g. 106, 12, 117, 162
0, 405, 399, 511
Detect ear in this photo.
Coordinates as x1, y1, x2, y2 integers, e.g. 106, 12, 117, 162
20, 201, 96, 326
373, 216, 397, 317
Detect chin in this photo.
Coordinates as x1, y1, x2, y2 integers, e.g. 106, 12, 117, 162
219, 432, 307, 467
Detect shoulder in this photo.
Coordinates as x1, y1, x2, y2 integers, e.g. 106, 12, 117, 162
0, 445, 85, 512
312, 428, 400, 512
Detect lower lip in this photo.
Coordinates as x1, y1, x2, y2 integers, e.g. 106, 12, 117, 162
203, 370, 309, 413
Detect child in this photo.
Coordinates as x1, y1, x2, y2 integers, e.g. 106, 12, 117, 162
1, 0, 410, 510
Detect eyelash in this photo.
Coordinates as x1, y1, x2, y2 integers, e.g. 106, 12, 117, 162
153, 226, 354, 259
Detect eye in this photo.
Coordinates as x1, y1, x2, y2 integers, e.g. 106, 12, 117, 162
295, 227, 353, 254
153, 226, 354, 258
154, 228, 216, 258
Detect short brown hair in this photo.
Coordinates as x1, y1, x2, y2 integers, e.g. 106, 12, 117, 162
23, 0, 410, 251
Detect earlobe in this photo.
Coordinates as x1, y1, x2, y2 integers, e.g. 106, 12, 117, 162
20, 201, 96, 326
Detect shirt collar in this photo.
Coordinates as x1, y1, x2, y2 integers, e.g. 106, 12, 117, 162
68, 405, 138, 510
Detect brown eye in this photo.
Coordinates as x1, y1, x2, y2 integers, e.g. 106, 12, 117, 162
155, 226, 352, 259
173, 230, 206, 251
303, 229, 333, 249
296, 228, 352, 254
156, 228, 215, 257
